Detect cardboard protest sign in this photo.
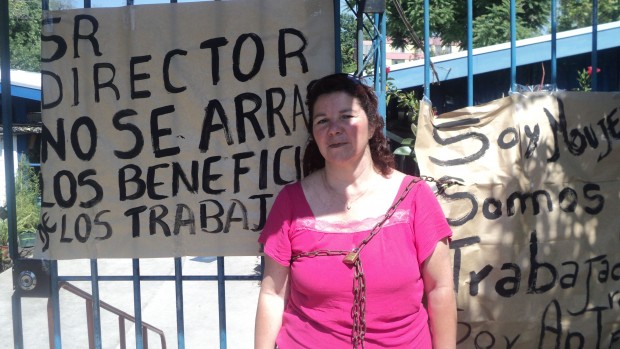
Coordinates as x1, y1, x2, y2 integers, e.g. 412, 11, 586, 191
37, 0, 335, 259
416, 92, 620, 348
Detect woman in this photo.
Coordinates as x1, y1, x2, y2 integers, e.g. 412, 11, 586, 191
255, 73, 456, 348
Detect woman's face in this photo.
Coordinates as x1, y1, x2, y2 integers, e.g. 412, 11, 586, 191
311, 91, 372, 166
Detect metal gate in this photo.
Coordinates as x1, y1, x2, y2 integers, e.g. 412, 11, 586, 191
1, 0, 388, 347
2, 0, 612, 347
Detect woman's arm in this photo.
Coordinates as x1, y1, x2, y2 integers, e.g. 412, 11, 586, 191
423, 238, 457, 349
255, 255, 290, 349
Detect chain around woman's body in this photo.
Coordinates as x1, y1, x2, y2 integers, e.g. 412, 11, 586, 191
290, 178, 420, 348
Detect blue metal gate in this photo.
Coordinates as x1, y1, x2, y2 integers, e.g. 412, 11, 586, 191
1, 0, 384, 348
2, 0, 614, 347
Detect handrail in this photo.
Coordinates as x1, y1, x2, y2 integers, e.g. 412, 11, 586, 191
47, 281, 167, 349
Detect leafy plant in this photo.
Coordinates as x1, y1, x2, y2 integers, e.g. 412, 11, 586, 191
0, 156, 41, 245
8, 0, 41, 71
8, 0, 74, 71
387, 82, 420, 163
575, 66, 601, 92
0, 220, 7, 246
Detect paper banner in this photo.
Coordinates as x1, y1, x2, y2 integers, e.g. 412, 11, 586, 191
38, 0, 335, 259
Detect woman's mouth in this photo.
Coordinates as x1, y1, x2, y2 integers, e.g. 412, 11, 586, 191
329, 142, 347, 148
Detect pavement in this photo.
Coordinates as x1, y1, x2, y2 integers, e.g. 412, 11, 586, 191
0, 256, 262, 349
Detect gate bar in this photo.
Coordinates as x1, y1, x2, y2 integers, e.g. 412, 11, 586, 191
551, 0, 557, 86
90, 259, 103, 349
591, 0, 598, 91
423, 0, 430, 97
510, 0, 517, 92
334, 0, 341, 72
133, 259, 144, 349
50, 261, 63, 348
174, 257, 186, 349
217, 257, 227, 349
467, 0, 473, 106
11, 295, 23, 349
373, 12, 387, 127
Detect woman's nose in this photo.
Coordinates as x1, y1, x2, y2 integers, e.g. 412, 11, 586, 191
327, 121, 342, 135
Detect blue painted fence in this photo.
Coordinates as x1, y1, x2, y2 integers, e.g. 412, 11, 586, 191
1, 0, 607, 347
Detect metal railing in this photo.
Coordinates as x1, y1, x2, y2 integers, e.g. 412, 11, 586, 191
44, 256, 263, 349
48, 281, 167, 349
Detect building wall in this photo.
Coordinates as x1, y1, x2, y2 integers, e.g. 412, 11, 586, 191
364, 38, 461, 67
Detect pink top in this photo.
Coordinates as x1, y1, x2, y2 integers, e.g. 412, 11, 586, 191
259, 176, 452, 348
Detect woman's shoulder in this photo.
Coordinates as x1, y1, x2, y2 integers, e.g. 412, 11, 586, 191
387, 169, 408, 183
271, 181, 304, 209
384, 170, 430, 204
389, 169, 428, 187
385, 169, 418, 191
367, 170, 408, 206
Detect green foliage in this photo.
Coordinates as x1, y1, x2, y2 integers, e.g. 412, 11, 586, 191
472, 0, 541, 47
387, 83, 420, 163
8, 0, 73, 71
558, 0, 620, 31
8, 0, 41, 71
576, 68, 591, 91
386, 0, 550, 49
14, 157, 40, 234
0, 220, 7, 245
340, 13, 359, 74
340, 12, 375, 74
575, 66, 600, 92
0, 157, 41, 245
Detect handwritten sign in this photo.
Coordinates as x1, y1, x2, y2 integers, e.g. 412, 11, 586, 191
416, 92, 620, 348
37, 0, 335, 259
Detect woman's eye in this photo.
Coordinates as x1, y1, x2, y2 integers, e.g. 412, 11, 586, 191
314, 118, 327, 125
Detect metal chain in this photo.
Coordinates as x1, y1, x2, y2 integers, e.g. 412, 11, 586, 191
290, 177, 420, 349
419, 175, 463, 196
351, 258, 366, 348
288, 176, 461, 348
291, 249, 350, 261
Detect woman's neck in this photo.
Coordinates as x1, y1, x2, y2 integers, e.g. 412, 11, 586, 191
322, 151, 378, 193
